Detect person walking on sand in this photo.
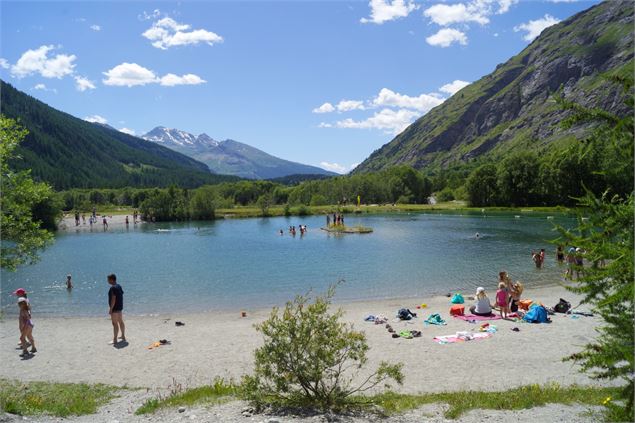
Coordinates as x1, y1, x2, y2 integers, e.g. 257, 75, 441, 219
18, 297, 36, 356
102, 216, 108, 230
107, 274, 126, 345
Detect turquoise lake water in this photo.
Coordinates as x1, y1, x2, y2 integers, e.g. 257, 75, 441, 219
1, 212, 574, 316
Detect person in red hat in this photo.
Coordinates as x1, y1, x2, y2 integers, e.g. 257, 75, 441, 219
13, 288, 32, 350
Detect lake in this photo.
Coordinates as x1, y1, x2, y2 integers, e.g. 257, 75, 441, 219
0, 212, 574, 317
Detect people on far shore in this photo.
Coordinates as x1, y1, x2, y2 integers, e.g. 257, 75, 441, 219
107, 274, 126, 346
102, 216, 108, 230
469, 287, 492, 316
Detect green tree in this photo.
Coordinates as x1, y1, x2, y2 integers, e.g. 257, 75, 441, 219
190, 187, 217, 220
466, 164, 498, 206
242, 285, 403, 411
1, 116, 59, 270
496, 152, 540, 206
256, 193, 272, 217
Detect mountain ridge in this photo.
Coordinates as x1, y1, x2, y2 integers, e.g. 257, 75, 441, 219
354, 0, 634, 174
141, 126, 336, 179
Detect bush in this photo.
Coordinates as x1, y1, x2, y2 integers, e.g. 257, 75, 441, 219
436, 187, 454, 202
296, 205, 310, 216
283, 203, 291, 217
190, 187, 217, 220
310, 194, 328, 206
242, 285, 403, 411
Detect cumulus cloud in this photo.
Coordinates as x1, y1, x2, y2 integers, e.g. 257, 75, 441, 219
423, 0, 516, 26
102, 63, 206, 87
32, 83, 56, 93
159, 73, 206, 86
90, 24, 101, 31
84, 115, 108, 124
320, 162, 349, 174
336, 99, 365, 112
318, 122, 333, 128
142, 16, 223, 49
119, 127, 136, 135
426, 28, 468, 47
0, 58, 9, 69
11, 45, 76, 79
335, 108, 421, 134
360, 0, 418, 24
439, 79, 470, 95
74, 75, 96, 91
372, 88, 444, 113
514, 14, 560, 42
313, 102, 336, 114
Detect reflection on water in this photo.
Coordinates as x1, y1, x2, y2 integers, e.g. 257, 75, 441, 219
0, 213, 574, 316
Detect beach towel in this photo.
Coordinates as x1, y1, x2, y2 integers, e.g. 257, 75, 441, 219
424, 313, 447, 325
433, 332, 492, 344
523, 305, 550, 323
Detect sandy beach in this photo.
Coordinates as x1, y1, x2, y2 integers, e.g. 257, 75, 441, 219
58, 213, 144, 232
0, 284, 600, 393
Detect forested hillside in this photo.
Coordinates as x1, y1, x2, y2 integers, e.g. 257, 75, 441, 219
0, 81, 239, 189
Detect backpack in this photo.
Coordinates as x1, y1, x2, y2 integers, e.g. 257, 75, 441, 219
450, 293, 464, 304
449, 305, 465, 316
553, 298, 571, 314
523, 305, 550, 323
397, 308, 416, 320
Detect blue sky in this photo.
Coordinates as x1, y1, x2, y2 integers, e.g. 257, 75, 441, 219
1, 0, 598, 173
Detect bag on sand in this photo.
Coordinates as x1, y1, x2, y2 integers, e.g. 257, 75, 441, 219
449, 305, 465, 316
450, 293, 465, 304
523, 305, 550, 323
553, 298, 571, 314
397, 308, 417, 320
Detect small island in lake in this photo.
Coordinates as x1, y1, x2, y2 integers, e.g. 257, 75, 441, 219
321, 225, 373, 234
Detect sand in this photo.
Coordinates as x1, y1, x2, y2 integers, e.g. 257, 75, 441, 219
58, 213, 143, 232
0, 284, 600, 394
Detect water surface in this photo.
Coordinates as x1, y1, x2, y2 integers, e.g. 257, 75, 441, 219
1, 212, 573, 316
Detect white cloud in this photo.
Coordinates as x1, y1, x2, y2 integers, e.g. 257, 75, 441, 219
313, 102, 336, 113
103, 63, 158, 86
426, 28, 468, 47
372, 88, 444, 113
318, 122, 333, 128
360, 0, 418, 24
336, 99, 365, 112
33, 83, 47, 90
102, 63, 206, 87
119, 127, 136, 135
159, 73, 206, 86
423, 3, 488, 26
423, 0, 516, 26
74, 75, 96, 91
90, 24, 101, 31
0, 58, 9, 69
320, 162, 349, 174
139, 9, 161, 21
335, 108, 421, 134
439, 79, 470, 95
84, 115, 108, 124
514, 14, 560, 42
142, 16, 223, 50
11, 45, 76, 79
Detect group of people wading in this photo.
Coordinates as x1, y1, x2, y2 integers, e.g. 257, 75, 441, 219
326, 213, 345, 227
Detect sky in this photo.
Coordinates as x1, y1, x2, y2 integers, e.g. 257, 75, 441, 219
0, 0, 599, 174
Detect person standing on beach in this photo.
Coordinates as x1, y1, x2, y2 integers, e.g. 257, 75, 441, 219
107, 274, 126, 345
18, 297, 36, 357
102, 216, 108, 230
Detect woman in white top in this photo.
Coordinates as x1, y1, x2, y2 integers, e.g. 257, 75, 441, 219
469, 287, 492, 316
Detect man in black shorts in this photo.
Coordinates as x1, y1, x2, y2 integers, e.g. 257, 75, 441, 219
107, 274, 126, 345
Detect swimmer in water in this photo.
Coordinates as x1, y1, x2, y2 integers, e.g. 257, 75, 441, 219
475, 232, 480, 239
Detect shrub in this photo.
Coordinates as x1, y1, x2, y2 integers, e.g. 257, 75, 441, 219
436, 187, 455, 202
283, 203, 291, 217
310, 194, 328, 206
242, 285, 403, 411
296, 205, 309, 216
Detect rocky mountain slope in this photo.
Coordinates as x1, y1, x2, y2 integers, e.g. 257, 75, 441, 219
355, 0, 633, 173
142, 126, 335, 179
0, 81, 237, 189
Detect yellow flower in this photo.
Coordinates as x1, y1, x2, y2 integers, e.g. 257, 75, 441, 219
603, 396, 612, 405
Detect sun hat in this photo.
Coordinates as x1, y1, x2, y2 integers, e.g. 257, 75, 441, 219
476, 287, 485, 294
13, 288, 26, 296
17, 297, 27, 303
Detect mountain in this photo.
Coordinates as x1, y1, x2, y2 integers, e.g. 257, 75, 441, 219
355, 1, 634, 174
142, 126, 336, 179
0, 81, 239, 189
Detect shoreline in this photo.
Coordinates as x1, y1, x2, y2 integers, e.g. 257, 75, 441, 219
0, 283, 601, 393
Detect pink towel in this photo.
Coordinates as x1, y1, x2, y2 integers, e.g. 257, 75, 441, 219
433, 332, 492, 344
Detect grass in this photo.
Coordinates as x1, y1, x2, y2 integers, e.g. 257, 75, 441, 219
0, 379, 117, 417
366, 384, 618, 419
135, 378, 238, 415
322, 224, 373, 234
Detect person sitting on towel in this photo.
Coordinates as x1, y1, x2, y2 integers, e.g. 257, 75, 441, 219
469, 287, 492, 316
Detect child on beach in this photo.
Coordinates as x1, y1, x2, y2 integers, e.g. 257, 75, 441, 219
496, 282, 509, 319
18, 297, 36, 356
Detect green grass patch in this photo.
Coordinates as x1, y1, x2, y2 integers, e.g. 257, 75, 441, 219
135, 378, 238, 415
367, 384, 618, 419
0, 379, 117, 417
